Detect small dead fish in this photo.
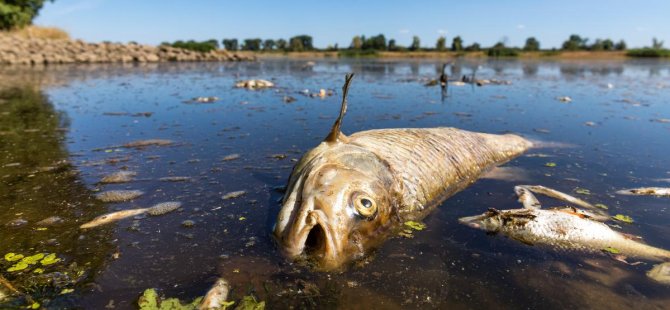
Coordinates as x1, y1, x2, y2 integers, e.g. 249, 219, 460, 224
222, 191, 246, 200
35, 216, 64, 226
235, 79, 274, 90
273, 74, 532, 270
556, 96, 572, 102
222, 154, 241, 161
199, 278, 230, 310
81, 201, 182, 228
647, 262, 670, 285
650, 118, 670, 124
188, 96, 219, 103
616, 187, 670, 197
80, 208, 148, 229
460, 206, 670, 262
123, 139, 174, 148
159, 176, 192, 182
95, 190, 144, 202
100, 171, 136, 184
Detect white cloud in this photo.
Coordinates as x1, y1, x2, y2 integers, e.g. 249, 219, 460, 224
516, 24, 525, 30
398, 29, 410, 34
437, 29, 448, 34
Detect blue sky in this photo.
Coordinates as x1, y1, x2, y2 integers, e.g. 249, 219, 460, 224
35, 0, 669, 49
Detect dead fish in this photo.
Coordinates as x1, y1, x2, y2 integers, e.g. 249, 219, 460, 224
273, 74, 532, 270
460, 206, 670, 262
222, 191, 246, 200
123, 139, 174, 148
235, 79, 274, 90
481, 167, 530, 182
35, 216, 64, 226
100, 171, 137, 184
187, 96, 219, 103
158, 176, 192, 182
81, 201, 182, 229
556, 96, 572, 102
460, 185, 670, 282
80, 208, 148, 229
199, 278, 230, 310
95, 190, 144, 202
616, 187, 670, 197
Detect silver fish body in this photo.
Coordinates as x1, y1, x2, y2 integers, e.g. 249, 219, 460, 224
460, 208, 670, 262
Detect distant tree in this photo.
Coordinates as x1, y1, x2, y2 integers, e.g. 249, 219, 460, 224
289, 35, 313, 50
464, 42, 481, 51
276, 39, 287, 50
388, 39, 397, 51
590, 39, 604, 51
614, 40, 627, 51
263, 39, 276, 51
436, 36, 446, 51
362, 34, 386, 50
350, 35, 363, 49
169, 40, 218, 52
288, 37, 304, 51
523, 37, 540, 51
206, 39, 219, 49
410, 36, 421, 51
562, 34, 588, 51
242, 38, 262, 51
601, 39, 614, 51
451, 36, 463, 51
0, 0, 50, 30
652, 37, 664, 49
222, 39, 238, 51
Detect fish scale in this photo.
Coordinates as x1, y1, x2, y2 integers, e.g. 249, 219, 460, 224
350, 128, 531, 216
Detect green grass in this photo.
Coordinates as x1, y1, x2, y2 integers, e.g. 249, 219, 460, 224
486, 47, 519, 57
626, 48, 670, 58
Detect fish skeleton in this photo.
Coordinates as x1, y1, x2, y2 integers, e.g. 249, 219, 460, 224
460, 186, 670, 263
273, 74, 532, 270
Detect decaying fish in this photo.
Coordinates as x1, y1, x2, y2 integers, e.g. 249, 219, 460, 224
616, 187, 670, 197
199, 278, 231, 310
235, 79, 274, 90
80, 201, 182, 229
273, 74, 532, 270
460, 185, 670, 282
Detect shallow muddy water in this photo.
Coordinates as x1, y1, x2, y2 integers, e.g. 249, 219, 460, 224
1, 59, 669, 309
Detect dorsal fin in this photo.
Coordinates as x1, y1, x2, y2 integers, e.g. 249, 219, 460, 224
325, 73, 354, 143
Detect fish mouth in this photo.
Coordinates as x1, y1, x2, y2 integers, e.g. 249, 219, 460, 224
458, 215, 484, 229
275, 209, 341, 268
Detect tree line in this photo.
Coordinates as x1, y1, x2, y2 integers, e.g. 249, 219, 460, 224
160, 33, 640, 54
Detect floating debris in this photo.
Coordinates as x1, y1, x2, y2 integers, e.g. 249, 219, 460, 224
612, 214, 634, 224
35, 216, 64, 226
235, 79, 274, 90
544, 162, 557, 167
556, 96, 572, 102
147, 202, 182, 216
95, 190, 144, 202
616, 187, 670, 197
222, 191, 246, 200
200, 278, 232, 310
186, 96, 219, 104
584, 121, 597, 127
222, 154, 241, 161
650, 118, 670, 124
100, 171, 137, 184
647, 262, 670, 284
450, 81, 466, 86
123, 139, 174, 148
103, 112, 153, 117
181, 220, 195, 228
5, 218, 27, 227
283, 95, 297, 103
137, 288, 202, 310
269, 154, 287, 160
159, 176, 192, 182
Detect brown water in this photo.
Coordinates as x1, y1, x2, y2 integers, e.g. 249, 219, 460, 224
1, 59, 669, 309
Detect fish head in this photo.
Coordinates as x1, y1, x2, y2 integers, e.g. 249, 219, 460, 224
458, 208, 504, 232
273, 142, 401, 270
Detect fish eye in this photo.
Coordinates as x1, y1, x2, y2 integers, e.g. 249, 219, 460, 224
354, 195, 377, 218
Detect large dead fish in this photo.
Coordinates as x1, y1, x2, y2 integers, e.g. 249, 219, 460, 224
273, 74, 532, 270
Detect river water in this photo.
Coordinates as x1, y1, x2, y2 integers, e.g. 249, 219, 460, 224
1, 59, 669, 309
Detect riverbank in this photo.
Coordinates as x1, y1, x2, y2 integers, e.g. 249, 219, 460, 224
0, 33, 253, 65
241, 50, 639, 60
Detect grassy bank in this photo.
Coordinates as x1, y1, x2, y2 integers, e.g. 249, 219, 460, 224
626, 48, 670, 58
1, 25, 69, 40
